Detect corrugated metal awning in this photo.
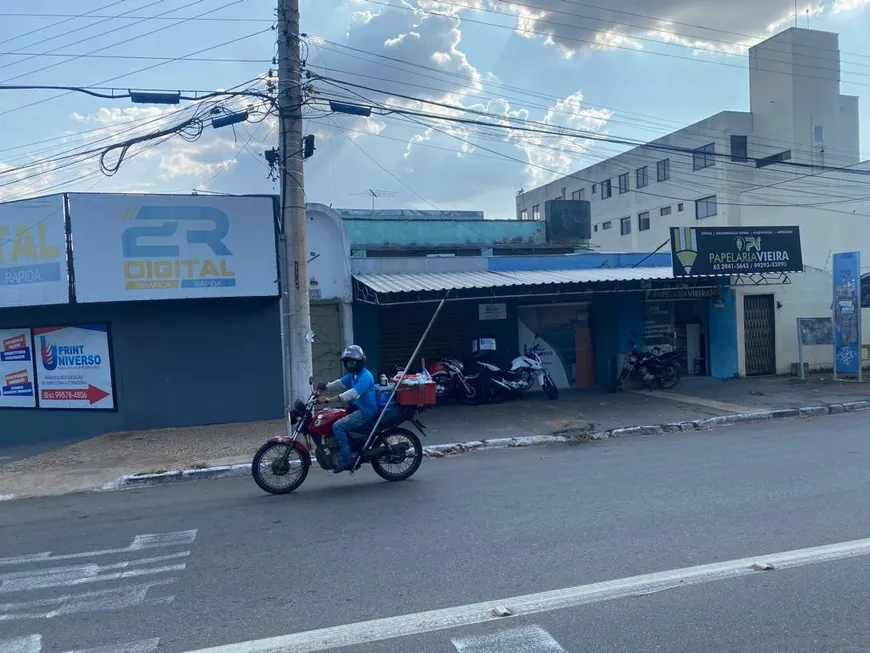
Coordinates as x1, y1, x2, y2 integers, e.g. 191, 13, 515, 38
353, 266, 675, 294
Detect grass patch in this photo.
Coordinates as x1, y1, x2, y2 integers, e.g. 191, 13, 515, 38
190, 462, 209, 470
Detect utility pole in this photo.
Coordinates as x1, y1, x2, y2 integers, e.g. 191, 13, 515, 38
278, 0, 313, 416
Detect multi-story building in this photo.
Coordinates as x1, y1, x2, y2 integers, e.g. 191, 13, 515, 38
517, 27, 869, 377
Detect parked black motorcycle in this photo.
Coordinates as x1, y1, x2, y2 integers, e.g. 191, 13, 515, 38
611, 346, 683, 392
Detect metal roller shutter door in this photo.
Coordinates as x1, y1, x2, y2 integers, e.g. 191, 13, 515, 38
378, 302, 468, 373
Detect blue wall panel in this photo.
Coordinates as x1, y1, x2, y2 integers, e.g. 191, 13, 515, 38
708, 283, 738, 378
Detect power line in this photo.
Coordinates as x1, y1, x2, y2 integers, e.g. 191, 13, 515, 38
313, 74, 870, 177
435, 0, 870, 69
0, 52, 270, 64
0, 0, 130, 50
0, 27, 273, 118
0, 12, 273, 23
327, 118, 438, 209
0, 0, 248, 84
314, 82, 870, 214
360, 0, 870, 88
308, 39, 867, 163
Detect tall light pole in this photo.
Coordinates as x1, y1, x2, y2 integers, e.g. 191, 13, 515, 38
277, 0, 313, 419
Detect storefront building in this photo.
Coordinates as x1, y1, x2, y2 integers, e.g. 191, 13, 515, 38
351, 254, 738, 389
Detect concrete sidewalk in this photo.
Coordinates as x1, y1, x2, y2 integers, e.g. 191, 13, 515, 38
1, 374, 868, 499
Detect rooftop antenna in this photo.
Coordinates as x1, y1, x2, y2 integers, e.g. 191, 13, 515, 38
351, 188, 396, 210
806, 8, 810, 27
794, 0, 798, 27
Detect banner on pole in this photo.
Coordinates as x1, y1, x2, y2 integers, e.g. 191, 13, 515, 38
832, 252, 862, 376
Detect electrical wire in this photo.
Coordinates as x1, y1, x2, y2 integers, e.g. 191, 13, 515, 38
361, 0, 870, 88
0, 27, 274, 118
0, 0, 247, 84
307, 40, 867, 164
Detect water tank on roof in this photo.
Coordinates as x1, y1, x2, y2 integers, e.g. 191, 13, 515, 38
544, 199, 591, 243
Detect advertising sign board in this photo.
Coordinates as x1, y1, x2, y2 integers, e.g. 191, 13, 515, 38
0, 195, 69, 307
670, 226, 802, 277
68, 194, 279, 303
832, 252, 862, 378
0, 328, 36, 408
34, 324, 115, 409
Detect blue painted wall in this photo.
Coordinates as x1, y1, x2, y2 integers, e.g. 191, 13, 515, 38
342, 219, 545, 248
352, 301, 381, 374
707, 282, 739, 378
489, 252, 671, 271
0, 298, 283, 446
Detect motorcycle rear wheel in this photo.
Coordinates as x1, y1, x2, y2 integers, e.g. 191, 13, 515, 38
658, 364, 680, 390
252, 441, 310, 494
370, 428, 423, 482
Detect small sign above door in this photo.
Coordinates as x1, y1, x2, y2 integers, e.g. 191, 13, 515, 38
479, 303, 507, 321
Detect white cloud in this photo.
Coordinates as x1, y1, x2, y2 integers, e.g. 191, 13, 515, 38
479, 0, 867, 58
158, 152, 237, 179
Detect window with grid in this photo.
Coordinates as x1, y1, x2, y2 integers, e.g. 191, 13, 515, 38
602, 221, 612, 230
601, 179, 612, 199
638, 211, 650, 231
636, 166, 648, 188
532, 205, 540, 219
520, 209, 528, 220
618, 173, 629, 194
693, 143, 716, 170
620, 217, 631, 235
695, 195, 718, 219
657, 158, 670, 181
660, 206, 671, 216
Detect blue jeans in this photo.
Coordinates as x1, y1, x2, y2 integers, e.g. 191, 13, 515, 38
332, 410, 372, 462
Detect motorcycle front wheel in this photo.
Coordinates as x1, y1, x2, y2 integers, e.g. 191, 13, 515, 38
252, 441, 310, 494
658, 364, 681, 390
542, 376, 559, 400
370, 428, 423, 482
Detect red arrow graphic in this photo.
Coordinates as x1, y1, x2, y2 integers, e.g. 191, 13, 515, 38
86, 385, 110, 404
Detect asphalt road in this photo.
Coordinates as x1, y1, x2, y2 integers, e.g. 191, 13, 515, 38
3, 412, 870, 652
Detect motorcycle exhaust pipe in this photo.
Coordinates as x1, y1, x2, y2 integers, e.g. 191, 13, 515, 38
361, 442, 410, 460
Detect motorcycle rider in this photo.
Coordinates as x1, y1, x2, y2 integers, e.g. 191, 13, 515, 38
316, 345, 378, 474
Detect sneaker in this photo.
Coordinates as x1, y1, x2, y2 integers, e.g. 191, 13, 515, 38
333, 459, 354, 474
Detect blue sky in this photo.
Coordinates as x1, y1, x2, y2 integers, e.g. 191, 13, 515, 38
0, 0, 868, 217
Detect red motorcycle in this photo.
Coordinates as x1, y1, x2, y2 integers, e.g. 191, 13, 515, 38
251, 379, 427, 494
426, 356, 480, 404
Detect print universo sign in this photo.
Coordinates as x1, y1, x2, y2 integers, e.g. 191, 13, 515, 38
68, 194, 279, 303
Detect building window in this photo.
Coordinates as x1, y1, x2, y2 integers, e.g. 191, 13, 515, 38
592, 183, 597, 194
814, 125, 824, 142
677, 202, 684, 212
602, 221, 612, 230
657, 158, 670, 182
601, 179, 612, 199
561, 187, 566, 199
695, 195, 718, 219
636, 166, 648, 188
660, 206, 671, 216
571, 190, 580, 200
578, 188, 585, 201
618, 173, 630, 194
520, 209, 528, 220
693, 143, 716, 170
638, 211, 650, 231
730, 135, 748, 162
593, 224, 598, 232
532, 205, 540, 219
620, 217, 631, 235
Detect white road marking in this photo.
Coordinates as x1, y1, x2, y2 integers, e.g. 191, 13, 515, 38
0, 530, 198, 565
0, 553, 189, 593
62, 638, 160, 653
180, 536, 870, 653
452, 625, 566, 653
0, 579, 177, 621
0, 635, 41, 653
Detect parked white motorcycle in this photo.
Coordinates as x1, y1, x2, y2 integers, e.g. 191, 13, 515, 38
476, 342, 559, 401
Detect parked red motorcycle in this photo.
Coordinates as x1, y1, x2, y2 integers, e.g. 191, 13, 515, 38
426, 356, 480, 404
251, 379, 428, 494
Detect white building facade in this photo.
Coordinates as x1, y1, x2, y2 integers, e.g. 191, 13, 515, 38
517, 27, 868, 376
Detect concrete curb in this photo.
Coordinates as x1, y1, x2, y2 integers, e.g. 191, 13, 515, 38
104, 400, 869, 491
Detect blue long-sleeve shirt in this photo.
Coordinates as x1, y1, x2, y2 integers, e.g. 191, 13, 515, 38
326, 368, 378, 418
